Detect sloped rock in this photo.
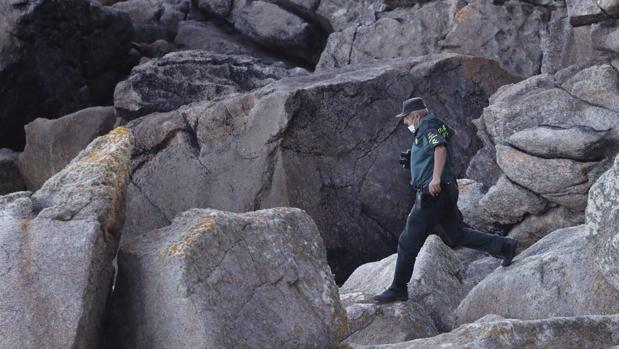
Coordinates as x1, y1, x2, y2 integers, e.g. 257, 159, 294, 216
18, 106, 117, 191
0, 127, 133, 348
508, 205, 584, 252
0, 0, 132, 149
316, 0, 379, 31
592, 19, 619, 54
114, 50, 307, 119
341, 315, 619, 349
107, 207, 347, 348
455, 155, 619, 324
113, 0, 189, 43
0, 149, 25, 195
123, 53, 519, 283
338, 292, 438, 346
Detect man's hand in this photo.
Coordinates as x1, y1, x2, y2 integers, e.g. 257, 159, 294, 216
429, 177, 441, 196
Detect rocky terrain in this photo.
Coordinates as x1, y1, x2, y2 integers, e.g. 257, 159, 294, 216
0, 0, 618, 348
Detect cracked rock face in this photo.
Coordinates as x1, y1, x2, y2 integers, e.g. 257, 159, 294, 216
0, 0, 133, 150
106, 207, 347, 349
0, 127, 133, 349
114, 50, 308, 119
121, 53, 519, 283
454, 155, 619, 324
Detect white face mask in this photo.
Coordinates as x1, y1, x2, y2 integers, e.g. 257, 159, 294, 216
408, 124, 416, 133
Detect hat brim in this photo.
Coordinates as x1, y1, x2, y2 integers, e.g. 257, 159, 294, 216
395, 111, 408, 118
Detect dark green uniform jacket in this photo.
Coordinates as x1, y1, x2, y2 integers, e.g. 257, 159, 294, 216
409, 114, 456, 190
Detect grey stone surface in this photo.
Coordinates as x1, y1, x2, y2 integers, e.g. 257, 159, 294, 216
598, 0, 619, 16
592, 19, 619, 54
0, 149, 25, 195
340, 315, 619, 349
122, 53, 519, 283
340, 235, 468, 341
318, 0, 548, 78
18, 106, 117, 191
454, 155, 619, 324
566, 0, 607, 26
113, 0, 189, 43
338, 292, 438, 346
479, 175, 548, 225
107, 207, 348, 348
0, 127, 133, 349
0, 0, 132, 149
114, 50, 307, 119
508, 205, 585, 252
316, 0, 380, 31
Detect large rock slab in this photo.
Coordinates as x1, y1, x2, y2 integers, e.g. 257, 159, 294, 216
0, 149, 25, 195
114, 50, 307, 119
0, 127, 133, 348
318, 0, 548, 78
340, 315, 619, 349
0, 0, 132, 149
18, 106, 117, 191
123, 53, 519, 283
454, 154, 619, 324
107, 207, 347, 348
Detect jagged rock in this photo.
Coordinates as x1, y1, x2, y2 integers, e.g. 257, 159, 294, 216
193, 0, 233, 17
541, 6, 610, 75
122, 53, 519, 283
0, 127, 133, 348
598, 0, 619, 16
460, 256, 500, 295
316, 0, 379, 31
561, 62, 619, 111
340, 235, 467, 339
566, 0, 607, 26
455, 179, 493, 231
479, 175, 548, 225
454, 155, 619, 324
496, 144, 603, 211
0, 0, 132, 149
338, 292, 438, 346
114, 50, 307, 119
107, 207, 347, 348
18, 106, 117, 191
508, 205, 584, 252
0, 149, 25, 195
318, 0, 548, 78
341, 315, 619, 349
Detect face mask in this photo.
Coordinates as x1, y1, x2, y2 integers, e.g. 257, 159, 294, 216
408, 124, 416, 133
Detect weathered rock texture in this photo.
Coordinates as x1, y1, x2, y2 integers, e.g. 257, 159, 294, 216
107, 207, 347, 348
465, 62, 619, 248
455, 154, 619, 324
0, 149, 25, 195
340, 315, 619, 349
0, 127, 133, 349
318, 0, 550, 78
122, 53, 519, 283
114, 50, 307, 119
18, 106, 117, 191
0, 0, 133, 149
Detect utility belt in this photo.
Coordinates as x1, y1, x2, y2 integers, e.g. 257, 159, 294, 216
413, 180, 456, 209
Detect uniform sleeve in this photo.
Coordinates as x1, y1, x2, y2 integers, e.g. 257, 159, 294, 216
425, 127, 447, 148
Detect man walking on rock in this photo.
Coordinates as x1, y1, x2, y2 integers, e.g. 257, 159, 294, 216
373, 97, 518, 303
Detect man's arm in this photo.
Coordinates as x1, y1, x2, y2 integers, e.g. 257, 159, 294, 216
429, 145, 447, 196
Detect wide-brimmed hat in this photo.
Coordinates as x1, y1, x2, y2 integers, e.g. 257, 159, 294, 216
395, 97, 426, 118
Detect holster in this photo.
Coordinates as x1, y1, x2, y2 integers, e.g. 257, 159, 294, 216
414, 189, 434, 209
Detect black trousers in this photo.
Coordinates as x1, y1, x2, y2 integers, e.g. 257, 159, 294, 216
391, 180, 506, 289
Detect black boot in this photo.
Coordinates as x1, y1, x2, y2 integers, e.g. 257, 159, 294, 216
500, 238, 518, 267
373, 245, 414, 303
